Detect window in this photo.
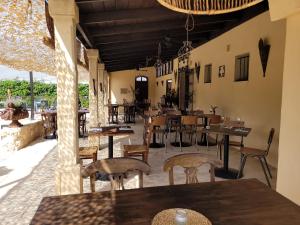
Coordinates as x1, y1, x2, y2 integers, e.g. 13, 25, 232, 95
235, 54, 249, 81
204, 64, 212, 83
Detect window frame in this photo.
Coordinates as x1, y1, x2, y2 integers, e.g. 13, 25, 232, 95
204, 64, 212, 84
234, 53, 250, 82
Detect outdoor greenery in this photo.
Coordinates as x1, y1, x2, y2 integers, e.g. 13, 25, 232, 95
0, 80, 89, 108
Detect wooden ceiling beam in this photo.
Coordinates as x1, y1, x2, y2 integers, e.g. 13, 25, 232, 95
94, 31, 211, 45
90, 19, 232, 37
81, 7, 183, 26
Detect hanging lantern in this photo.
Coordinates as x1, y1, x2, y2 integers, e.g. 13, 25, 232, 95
157, 0, 263, 15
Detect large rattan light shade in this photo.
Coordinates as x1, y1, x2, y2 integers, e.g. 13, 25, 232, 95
157, 0, 263, 15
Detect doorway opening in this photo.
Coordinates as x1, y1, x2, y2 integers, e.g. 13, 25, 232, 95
135, 76, 148, 102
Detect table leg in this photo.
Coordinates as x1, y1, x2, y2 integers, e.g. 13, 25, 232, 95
108, 136, 113, 158
149, 126, 165, 148
198, 117, 216, 146
215, 134, 240, 179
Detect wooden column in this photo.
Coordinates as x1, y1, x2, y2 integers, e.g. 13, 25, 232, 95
49, 0, 81, 195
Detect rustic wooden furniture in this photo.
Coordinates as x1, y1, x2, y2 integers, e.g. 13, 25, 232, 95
81, 157, 151, 191
149, 115, 167, 149
217, 120, 245, 160
123, 104, 135, 123
202, 125, 251, 179
79, 146, 98, 164
30, 179, 300, 225
237, 128, 275, 187
123, 127, 151, 163
178, 115, 199, 151
164, 153, 222, 184
197, 114, 221, 146
41, 111, 57, 139
107, 104, 119, 124
88, 126, 134, 158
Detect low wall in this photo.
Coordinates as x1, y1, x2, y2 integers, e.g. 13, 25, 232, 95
0, 120, 43, 151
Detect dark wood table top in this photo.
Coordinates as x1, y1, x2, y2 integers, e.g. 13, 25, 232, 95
202, 125, 251, 137
88, 126, 134, 137
30, 179, 300, 225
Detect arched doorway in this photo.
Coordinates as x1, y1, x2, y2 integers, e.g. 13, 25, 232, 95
135, 76, 148, 102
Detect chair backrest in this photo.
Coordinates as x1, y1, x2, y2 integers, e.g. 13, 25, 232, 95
181, 115, 198, 126
150, 115, 167, 126
163, 153, 222, 185
266, 128, 275, 155
208, 115, 222, 125
82, 157, 151, 191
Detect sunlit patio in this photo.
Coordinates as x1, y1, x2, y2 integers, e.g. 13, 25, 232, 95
0, 0, 300, 224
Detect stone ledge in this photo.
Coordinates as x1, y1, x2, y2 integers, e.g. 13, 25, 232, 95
0, 120, 43, 151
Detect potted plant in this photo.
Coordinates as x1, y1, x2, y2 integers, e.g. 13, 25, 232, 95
0, 90, 29, 127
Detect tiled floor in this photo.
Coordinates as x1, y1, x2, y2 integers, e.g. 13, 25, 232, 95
0, 118, 277, 225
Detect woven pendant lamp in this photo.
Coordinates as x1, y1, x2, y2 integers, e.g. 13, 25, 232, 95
157, 0, 263, 15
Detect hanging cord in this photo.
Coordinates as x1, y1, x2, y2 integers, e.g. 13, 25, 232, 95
185, 13, 194, 43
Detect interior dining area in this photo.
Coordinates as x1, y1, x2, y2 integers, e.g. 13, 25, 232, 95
1, 0, 300, 224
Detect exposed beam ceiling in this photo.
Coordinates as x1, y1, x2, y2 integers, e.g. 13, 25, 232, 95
75, 0, 269, 72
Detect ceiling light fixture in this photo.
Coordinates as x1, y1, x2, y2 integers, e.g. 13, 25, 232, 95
157, 0, 263, 15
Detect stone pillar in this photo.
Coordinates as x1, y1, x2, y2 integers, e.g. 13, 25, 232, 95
86, 49, 99, 147
98, 63, 105, 125
49, 0, 82, 195
269, 0, 300, 204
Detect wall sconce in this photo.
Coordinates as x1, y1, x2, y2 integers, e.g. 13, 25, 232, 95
156, 81, 159, 86
100, 82, 103, 92
174, 70, 178, 84
161, 80, 164, 86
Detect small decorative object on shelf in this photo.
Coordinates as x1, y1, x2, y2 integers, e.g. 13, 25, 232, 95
258, 38, 270, 77
210, 105, 218, 115
0, 90, 29, 128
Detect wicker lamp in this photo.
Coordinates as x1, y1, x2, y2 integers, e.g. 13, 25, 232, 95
157, 0, 263, 15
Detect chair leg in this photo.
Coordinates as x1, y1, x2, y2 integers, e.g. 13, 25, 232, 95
259, 157, 271, 188
237, 155, 247, 179
263, 156, 272, 179
180, 132, 183, 152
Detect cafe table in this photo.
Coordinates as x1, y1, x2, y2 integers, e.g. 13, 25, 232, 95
30, 179, 300, 225
202, 125, 251, 179
88, 126, 134, 158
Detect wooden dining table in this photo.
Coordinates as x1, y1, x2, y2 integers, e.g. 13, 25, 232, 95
30, 179, 300, 225
202, 125, 251, 179
88, 126, 134, 158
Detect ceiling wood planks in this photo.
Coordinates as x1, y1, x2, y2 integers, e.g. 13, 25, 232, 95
75, 0, 269, 72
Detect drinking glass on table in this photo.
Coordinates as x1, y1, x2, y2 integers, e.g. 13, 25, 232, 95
175, 209, 188, 225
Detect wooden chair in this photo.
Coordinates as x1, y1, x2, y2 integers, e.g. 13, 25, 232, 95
123, 127, 151, 163
179, 115, 198, 151
206, 114, 222, 148
237, 128, 275, 187
164, 153, 221, 185
81, 157, 151, 191
79, 146, 98, 164
41, 113, 57, 138
150, 115, 167, 149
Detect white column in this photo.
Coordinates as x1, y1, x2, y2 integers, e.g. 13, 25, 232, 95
269, 0, 300, 205
49, 0, 82, 195
86, 49, 99, 146
98, 63, 105, 125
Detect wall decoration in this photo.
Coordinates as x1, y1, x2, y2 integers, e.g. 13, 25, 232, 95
120, 88, 128, 94
92, 79, 97, 96
156, 81, 159, 86
195, 62, 200, 82
218, 65, 225, 77
100, 82, 103, 92
161, 80, 164, 86
174, 70, 178, 84
258, 38, 270, 77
